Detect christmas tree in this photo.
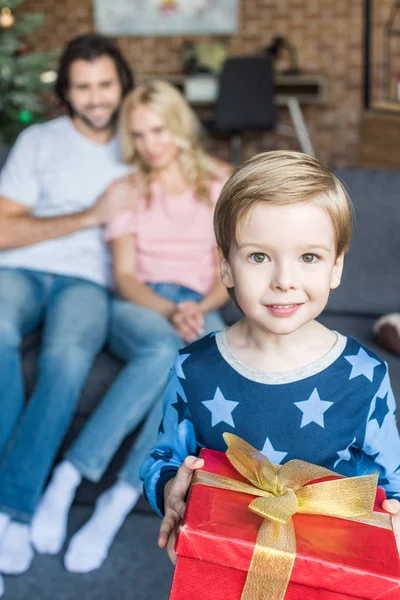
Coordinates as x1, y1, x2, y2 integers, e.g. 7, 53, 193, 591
0, 0, 57, 145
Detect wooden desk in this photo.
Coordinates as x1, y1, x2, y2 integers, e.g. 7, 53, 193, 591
360, 109, 400, 168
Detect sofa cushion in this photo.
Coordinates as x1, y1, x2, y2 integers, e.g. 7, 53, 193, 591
326, 169, 400, 316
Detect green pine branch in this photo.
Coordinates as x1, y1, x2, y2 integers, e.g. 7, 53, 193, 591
0, 1, 59, 145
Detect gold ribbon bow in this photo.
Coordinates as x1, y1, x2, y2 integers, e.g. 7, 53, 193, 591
193, 433, 392, 600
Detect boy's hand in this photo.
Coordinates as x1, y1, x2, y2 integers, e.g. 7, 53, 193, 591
382, 498, 400, 555
171, 302, 204, 343
158, 456, 204, 564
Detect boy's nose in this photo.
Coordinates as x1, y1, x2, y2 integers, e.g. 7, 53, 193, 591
270, 265, 296, 292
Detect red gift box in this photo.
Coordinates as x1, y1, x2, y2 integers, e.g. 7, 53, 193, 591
170, 448, 400, 600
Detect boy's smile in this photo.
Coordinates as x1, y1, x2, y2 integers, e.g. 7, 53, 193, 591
264, 303, 303, 317
220, 201, 344, 338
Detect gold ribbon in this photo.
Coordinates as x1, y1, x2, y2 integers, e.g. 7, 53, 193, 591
193, 433, 392, 600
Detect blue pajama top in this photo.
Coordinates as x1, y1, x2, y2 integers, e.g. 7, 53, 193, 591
140, 330, 400, 516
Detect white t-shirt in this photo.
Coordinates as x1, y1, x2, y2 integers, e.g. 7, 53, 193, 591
0, 116, 130, 286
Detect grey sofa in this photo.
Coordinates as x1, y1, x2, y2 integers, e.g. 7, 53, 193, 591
8, 165, 400, 507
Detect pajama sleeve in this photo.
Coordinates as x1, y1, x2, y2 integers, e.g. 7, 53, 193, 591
140, 354, 199, 517
361, 364, 400, 500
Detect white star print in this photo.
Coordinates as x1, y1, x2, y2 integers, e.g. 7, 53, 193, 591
333, 436, 356, 468
294, 388, 333, 428
260, 437, 288, 465
344, 348, 380, 382
175, 354, 190, 379
202, 387, 239, 427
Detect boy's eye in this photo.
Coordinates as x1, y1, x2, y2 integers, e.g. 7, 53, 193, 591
249, 252, 269, 264
301, 253, 318, 263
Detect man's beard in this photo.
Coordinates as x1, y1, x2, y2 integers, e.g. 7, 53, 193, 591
73, 105, 120, 131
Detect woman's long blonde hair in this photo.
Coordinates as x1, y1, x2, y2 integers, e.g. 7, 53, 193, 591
119, 79, 217, 205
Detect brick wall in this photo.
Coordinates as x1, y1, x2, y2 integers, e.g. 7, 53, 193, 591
372, 0, 400, 104
25, 0, 368, 166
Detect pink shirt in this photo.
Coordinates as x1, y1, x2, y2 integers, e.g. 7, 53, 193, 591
105, 179, 226, 295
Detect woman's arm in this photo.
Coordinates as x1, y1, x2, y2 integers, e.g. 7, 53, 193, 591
112, 235, 176, 318
198, 277, 228, 314
172, 249, 228, 341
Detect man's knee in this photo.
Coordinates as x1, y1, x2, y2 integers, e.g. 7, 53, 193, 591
0, 314, 22, 348
38, 340, 98, 379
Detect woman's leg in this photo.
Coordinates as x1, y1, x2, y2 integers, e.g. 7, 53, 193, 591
61, 290, 226, 572
116, 306, 225, 491
31, 298, 181, 557
67, 298, 181, 482
62, 305, 226, 573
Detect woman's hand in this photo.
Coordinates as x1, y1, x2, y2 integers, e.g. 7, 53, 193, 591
171, 302, 204, 342
382, 498, 400, 555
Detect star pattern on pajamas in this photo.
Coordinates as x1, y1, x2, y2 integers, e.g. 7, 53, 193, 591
172, 393, 191, 424
294, 388, 333, 428
369, 392, 389, 428
202, 387, 239, 428
175, 353, 190, 379
344, 348, 380, 382
151, 448, 173, 462
334, 436, 357, 468
142, 333, 400, 517
260, 437, 288, 464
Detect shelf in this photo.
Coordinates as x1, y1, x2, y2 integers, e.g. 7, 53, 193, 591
138, 72, 327, 105
372, 100, 400, 113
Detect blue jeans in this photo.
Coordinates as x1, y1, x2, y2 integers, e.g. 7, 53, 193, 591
66, 283, 225, 489
0, 268, 108, 523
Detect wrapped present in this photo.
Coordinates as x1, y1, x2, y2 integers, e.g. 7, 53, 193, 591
169, 433, 400, 600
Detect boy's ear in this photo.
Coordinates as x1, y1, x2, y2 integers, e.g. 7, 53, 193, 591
218, 249, 234, 289
330, 252, 344, 290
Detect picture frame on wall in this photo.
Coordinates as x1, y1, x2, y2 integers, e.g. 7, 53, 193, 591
94, 0, 239, 36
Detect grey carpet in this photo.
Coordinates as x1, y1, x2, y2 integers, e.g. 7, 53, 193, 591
2, 507, 173, 600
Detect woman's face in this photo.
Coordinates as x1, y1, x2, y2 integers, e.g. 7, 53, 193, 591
129, 104, 179, 171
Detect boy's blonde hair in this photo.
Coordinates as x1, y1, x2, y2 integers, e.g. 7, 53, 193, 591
214, 151, 353, 260
119, 79, 217, 205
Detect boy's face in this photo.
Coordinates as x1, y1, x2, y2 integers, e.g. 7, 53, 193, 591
220, 201, 344, 337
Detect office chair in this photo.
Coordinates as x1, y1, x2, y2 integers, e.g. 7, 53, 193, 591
210, 55, 276, 165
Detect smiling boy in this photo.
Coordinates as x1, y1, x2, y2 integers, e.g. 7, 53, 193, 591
140, 151, 400, 560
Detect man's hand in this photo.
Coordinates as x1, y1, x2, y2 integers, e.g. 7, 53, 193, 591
89, 176, 145, 226
158, 456, 204, 564
382, 498, 400, 555
171, 302, 204, 343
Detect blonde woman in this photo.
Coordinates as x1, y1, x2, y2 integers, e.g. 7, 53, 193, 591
30, 80, 231, 571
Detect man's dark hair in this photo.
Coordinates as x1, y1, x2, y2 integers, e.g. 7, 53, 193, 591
55, 34, 134, 115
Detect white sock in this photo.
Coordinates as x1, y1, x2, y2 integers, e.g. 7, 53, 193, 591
30, 461, 82, 555
64, 480, 141, 573
0, 514, 10, 587
0, 515, 10, 542
0, 522, 34, 574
